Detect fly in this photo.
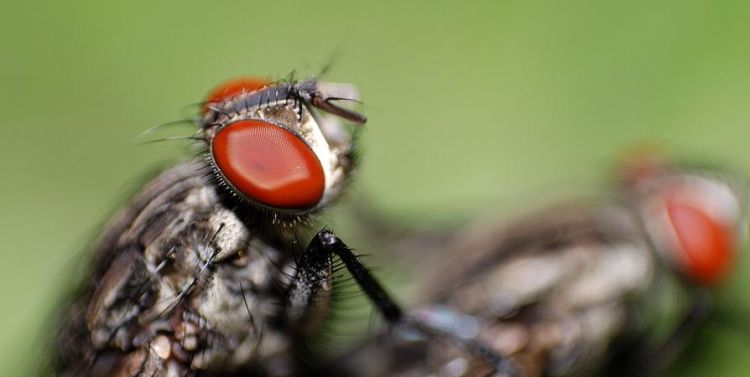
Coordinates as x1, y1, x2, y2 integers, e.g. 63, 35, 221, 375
49, 76, 442, 377
326, 152, 746, 377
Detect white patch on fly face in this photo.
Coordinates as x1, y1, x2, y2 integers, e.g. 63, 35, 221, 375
209, 209, 249, 261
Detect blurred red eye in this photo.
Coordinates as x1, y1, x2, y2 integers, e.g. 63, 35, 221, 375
211, 120, 325, 210
204, 77, 269, 113
666, 200, 734, 285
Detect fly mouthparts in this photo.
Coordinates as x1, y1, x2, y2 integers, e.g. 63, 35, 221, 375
311, 96, 368, 124
296, 80, 367, 124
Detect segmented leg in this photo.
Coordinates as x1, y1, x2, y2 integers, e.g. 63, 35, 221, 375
294, 230, 520, 377
611, 289, 712, 377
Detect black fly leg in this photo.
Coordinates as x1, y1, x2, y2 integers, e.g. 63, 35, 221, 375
283, 232, 337, 338
613, 289, 713, 377
650, 289, 712, 371
282, 229, 401, 342
290, 229, 520, 377
308, 230, 402, 322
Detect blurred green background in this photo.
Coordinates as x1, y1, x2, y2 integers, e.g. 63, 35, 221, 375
3, 0, 750, 375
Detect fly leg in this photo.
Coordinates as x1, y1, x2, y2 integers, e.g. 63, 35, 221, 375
287, 229, 521, 377
613, 289, 712, 376
651, 289, 712, 371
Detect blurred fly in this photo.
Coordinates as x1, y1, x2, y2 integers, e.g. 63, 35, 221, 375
327, 152, 746, 377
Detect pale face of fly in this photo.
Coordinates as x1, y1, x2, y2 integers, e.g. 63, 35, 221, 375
200, 77, 365, 221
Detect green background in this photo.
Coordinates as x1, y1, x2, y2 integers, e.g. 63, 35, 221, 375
2, 0, 750, 375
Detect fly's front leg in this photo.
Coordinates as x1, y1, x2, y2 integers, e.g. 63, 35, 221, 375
308, 230, 402, 322
648, 289, 712, 372
283, 229, 399, 341
612, 289, 713, 377
288, 229, 520, 377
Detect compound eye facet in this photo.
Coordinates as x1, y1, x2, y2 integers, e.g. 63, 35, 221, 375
204, 77, 269, 113
211, 120, 325, 210
665, 199, 734, 285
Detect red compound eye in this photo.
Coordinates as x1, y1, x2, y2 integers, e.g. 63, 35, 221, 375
666, 200, 734, 285
211, 120, 325, 210
204, 77, 269, 113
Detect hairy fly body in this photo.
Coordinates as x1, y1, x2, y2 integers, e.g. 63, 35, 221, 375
328, 154, 746, 377
51, 77, 413, 377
